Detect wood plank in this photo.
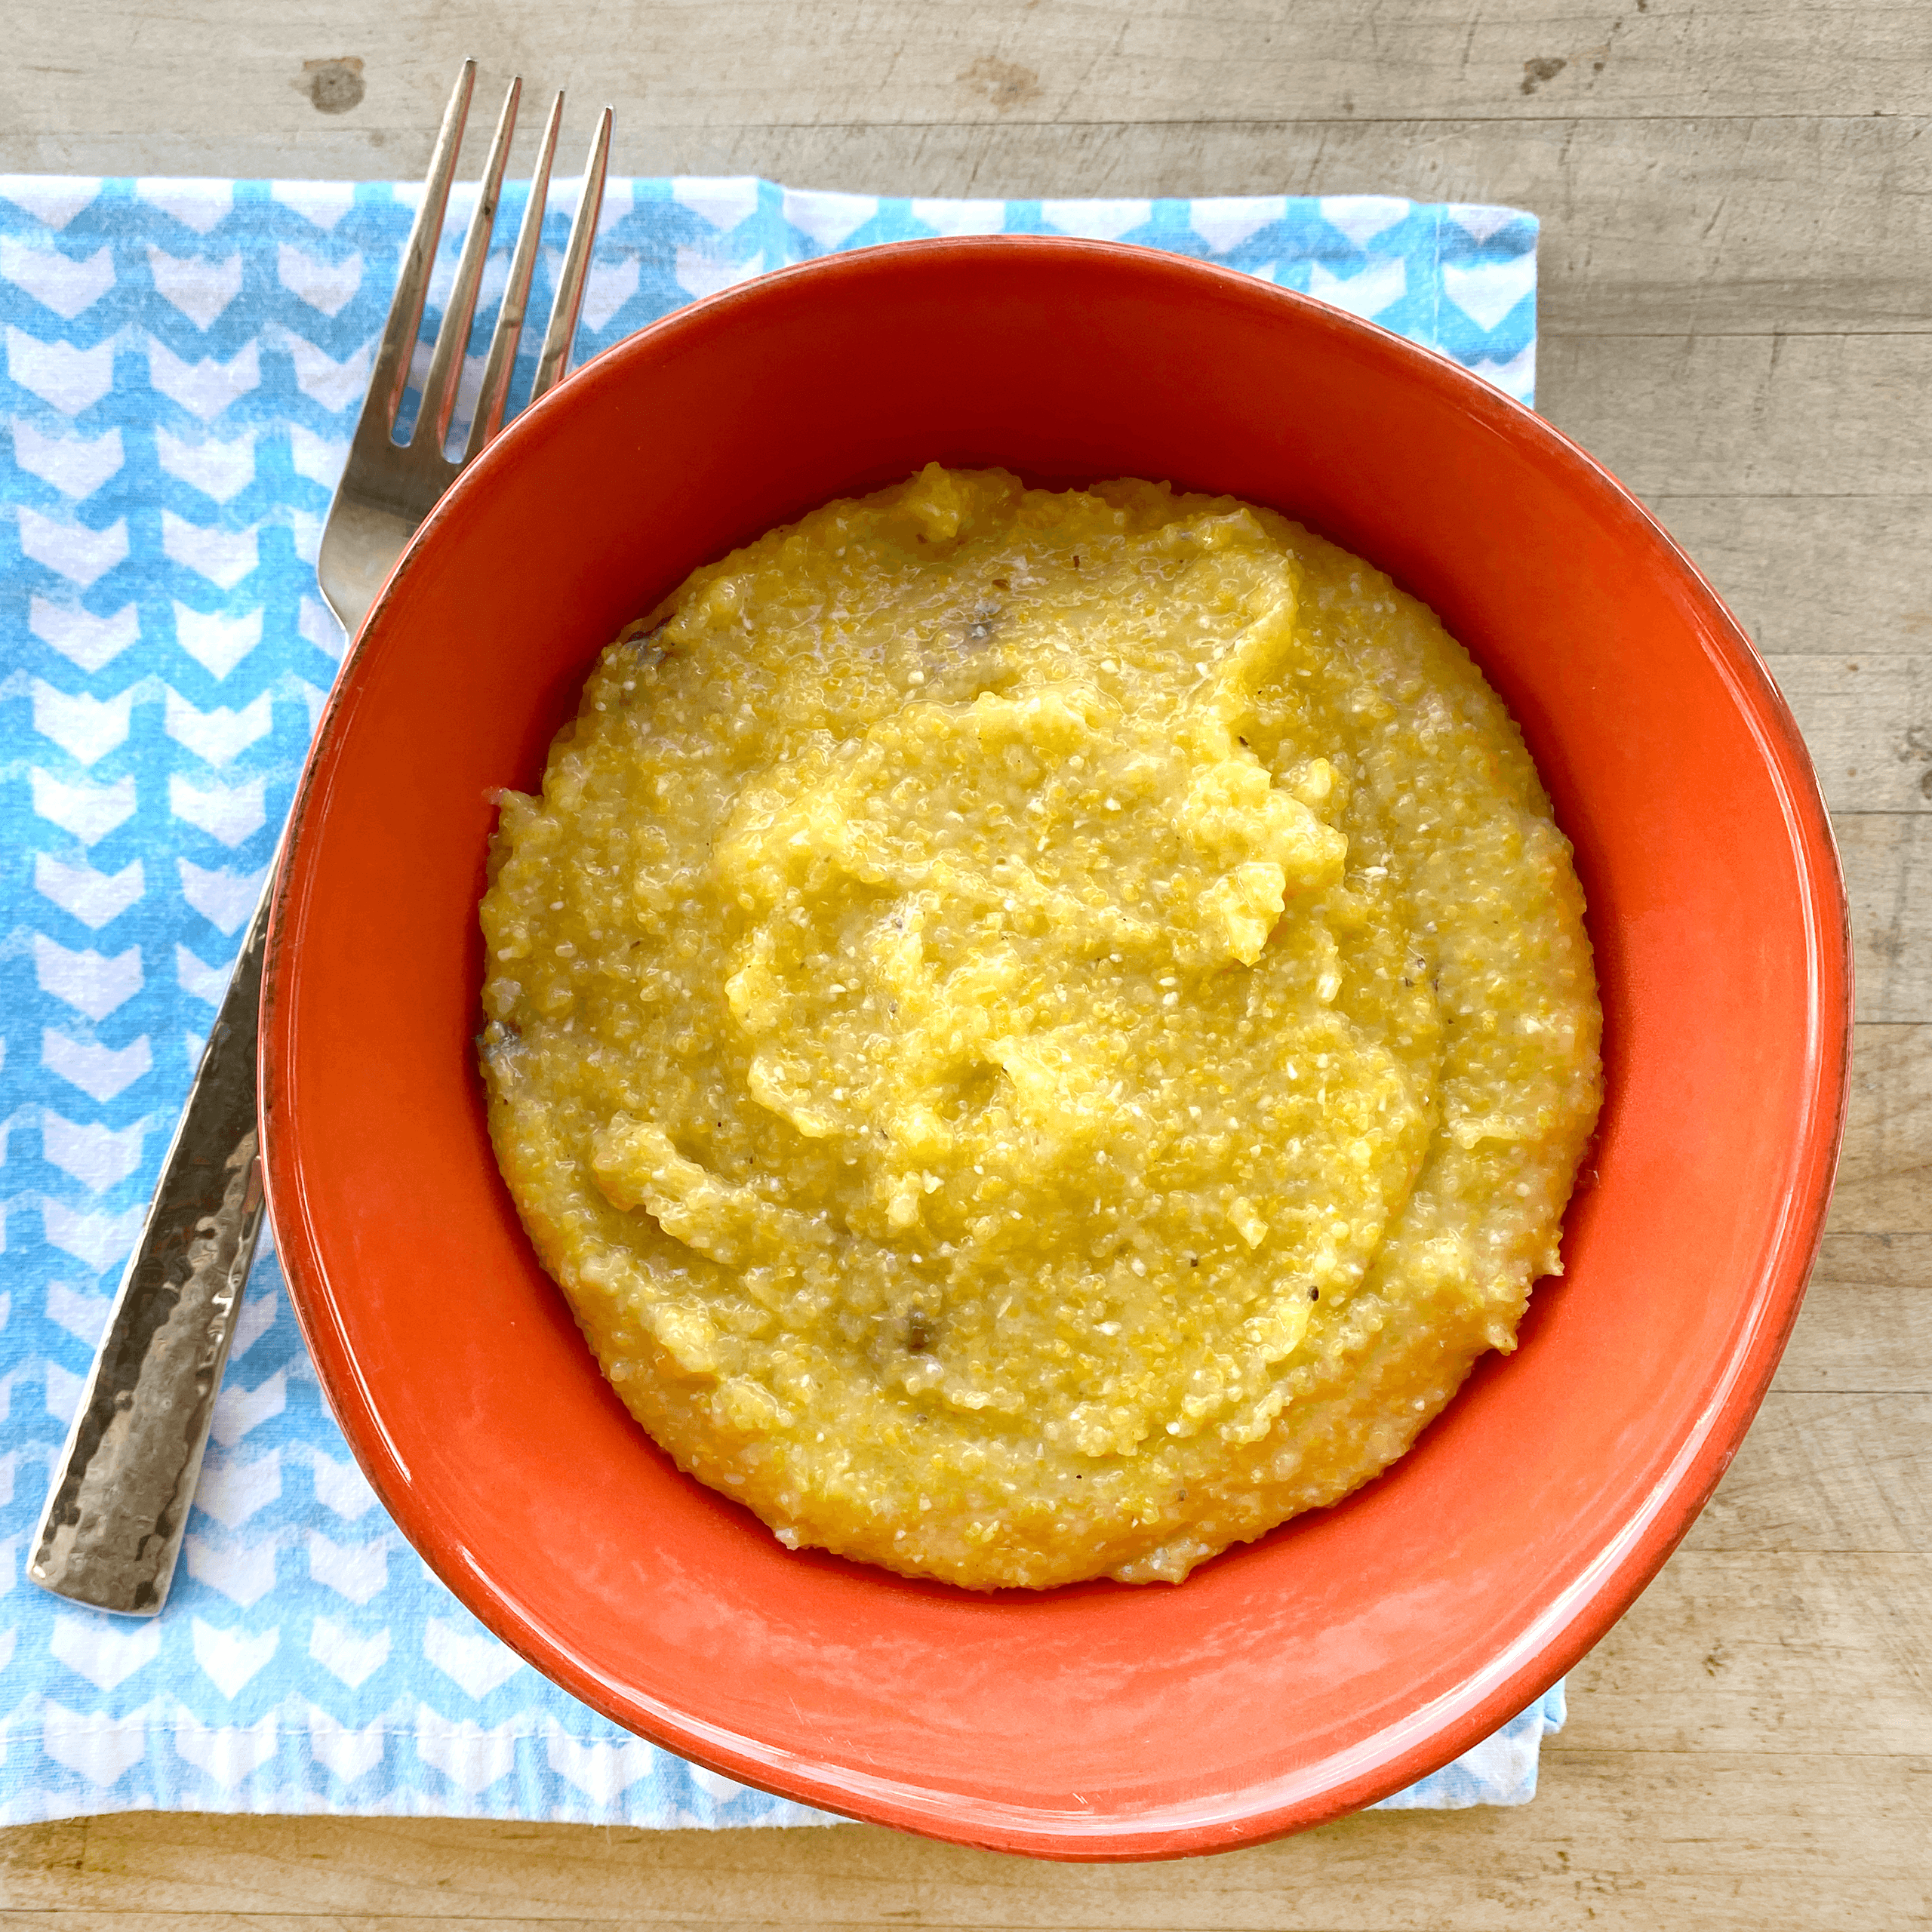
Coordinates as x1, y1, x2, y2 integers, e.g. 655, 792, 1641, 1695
1680, 1390, 1930, 1553
1838, 816, 1932, 1020
1663, 498, 1932, 663
4, 114, 1926, 343
1561, 1552, 1930, 1755
4, 0, 1927, 166
5, 1746, 1926, 1932
1768, 660, 1932, 814
1830, 1023, 1932, 1232
1781, 1232, 1932, 1392
0, 1820, 86, 1898
1538, 333, 1932, 498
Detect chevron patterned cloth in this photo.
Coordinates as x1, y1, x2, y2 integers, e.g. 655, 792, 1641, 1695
0, 175, 1555, 1827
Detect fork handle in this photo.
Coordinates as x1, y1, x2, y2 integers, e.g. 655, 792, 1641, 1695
28, 882, 270, 1616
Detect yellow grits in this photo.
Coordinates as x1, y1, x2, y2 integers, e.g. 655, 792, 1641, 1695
478, 465, 1602, 1590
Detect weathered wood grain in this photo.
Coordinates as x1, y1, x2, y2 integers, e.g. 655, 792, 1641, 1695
1561, 1555, 1929, 1755
1782, 1232, 1932, 1392
1767, 662, 1932, 814
6, 0, 1930, 162
1830, 1023, 1932, 1232
1681, 1390, 1932, 1553
1539, 333, 1932, 498
1838, 816, 1932, 1019
6, 1743, 1929, 1932
0, 1821, 85, 1901
1664, 499, 1932, 663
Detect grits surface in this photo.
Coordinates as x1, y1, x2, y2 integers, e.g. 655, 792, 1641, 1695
478, 466, 1603, 1589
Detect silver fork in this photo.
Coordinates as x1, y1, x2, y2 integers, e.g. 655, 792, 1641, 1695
318, 63, 612, 626
27, 60, 614, 1617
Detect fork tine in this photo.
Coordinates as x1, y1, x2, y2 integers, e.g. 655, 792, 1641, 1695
414, 75, 521, 457
530, 106, 613, 404
358, 58, 475, 448
466, 88, 564, 457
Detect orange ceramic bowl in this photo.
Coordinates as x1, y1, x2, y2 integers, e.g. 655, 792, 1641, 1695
261, 238, 1850, 1860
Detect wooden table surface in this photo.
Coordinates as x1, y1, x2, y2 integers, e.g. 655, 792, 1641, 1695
4, 3, 1927, 1925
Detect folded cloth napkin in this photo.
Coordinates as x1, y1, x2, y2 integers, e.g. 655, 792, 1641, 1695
0, 175, 1552, 1829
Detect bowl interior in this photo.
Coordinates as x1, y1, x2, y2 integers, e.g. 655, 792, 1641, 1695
263, 238, 1848, 1858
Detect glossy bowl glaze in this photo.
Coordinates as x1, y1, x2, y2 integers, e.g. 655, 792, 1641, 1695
260, 238, 1850, 1860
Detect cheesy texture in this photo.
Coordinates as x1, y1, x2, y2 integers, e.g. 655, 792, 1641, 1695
479, 466, 1603, 1588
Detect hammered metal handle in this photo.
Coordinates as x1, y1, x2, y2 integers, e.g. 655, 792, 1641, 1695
26, 65, 616, 1620
27, 885, 270, 1616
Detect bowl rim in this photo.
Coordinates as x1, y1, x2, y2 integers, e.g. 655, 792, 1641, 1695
260, 235, 1853, 1860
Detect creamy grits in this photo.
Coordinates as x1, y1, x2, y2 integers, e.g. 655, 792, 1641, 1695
478, 465, 1603, 1590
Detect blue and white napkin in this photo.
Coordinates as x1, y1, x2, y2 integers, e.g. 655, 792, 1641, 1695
0, 174, 1552, 1827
